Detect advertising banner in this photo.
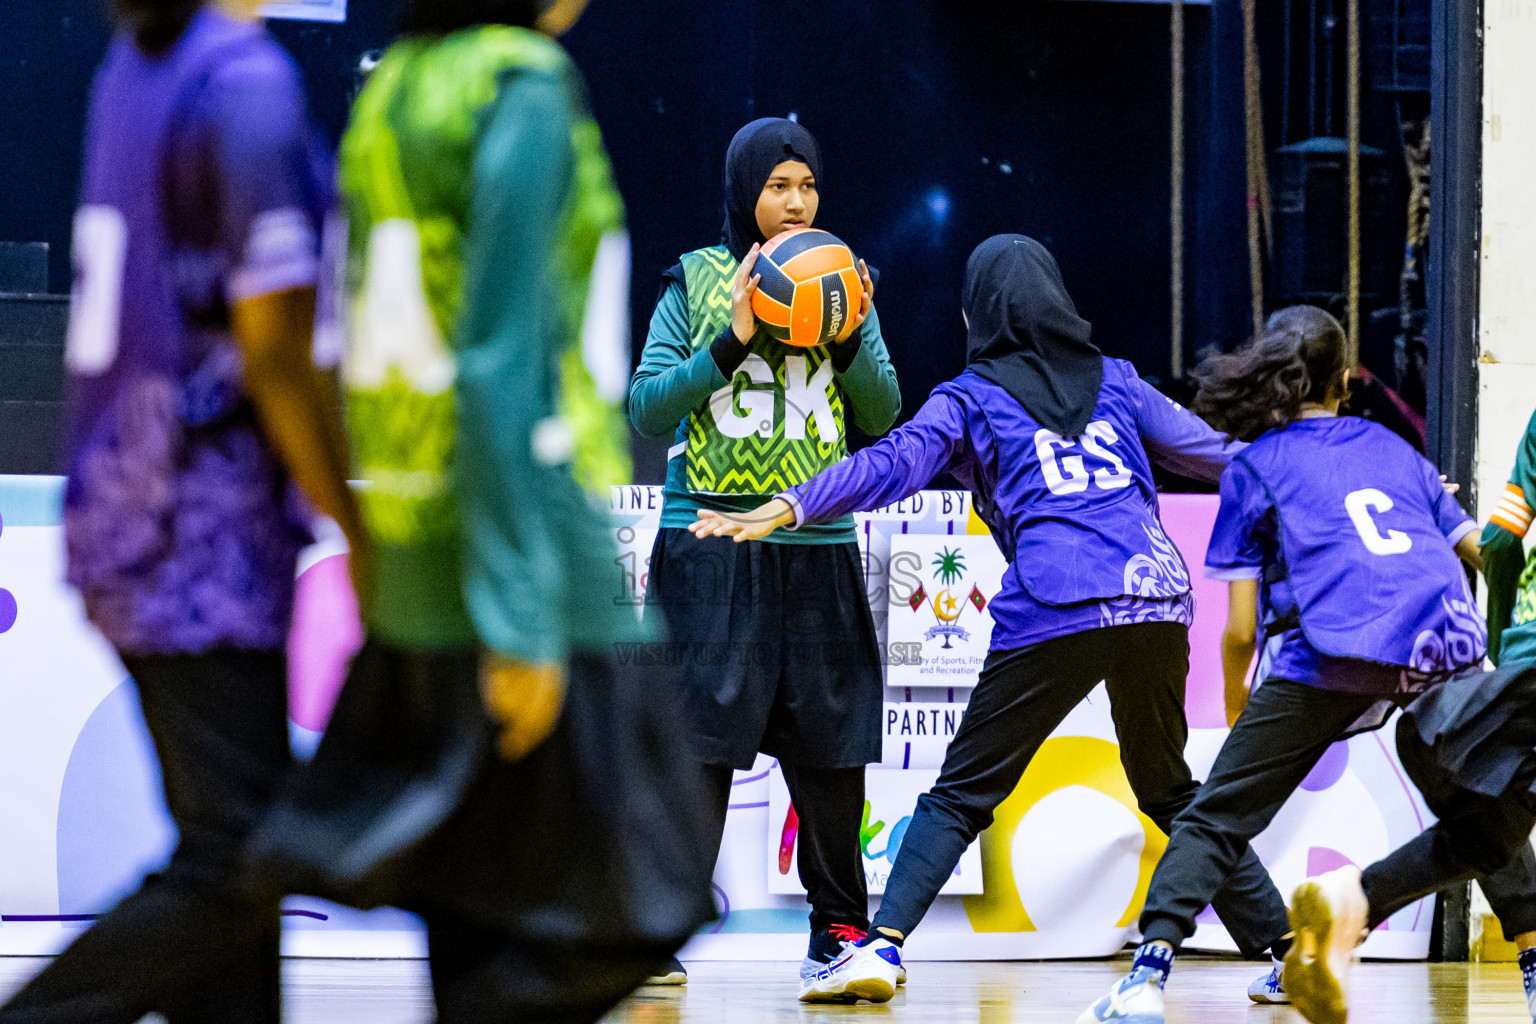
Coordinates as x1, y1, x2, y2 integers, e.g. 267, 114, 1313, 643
767, 766, 983, 896
885, 534, 1008, 687
0, 479, 1438, 961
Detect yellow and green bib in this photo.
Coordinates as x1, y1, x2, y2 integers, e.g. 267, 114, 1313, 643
680, 246, 847, 495
341, 27, 630, 545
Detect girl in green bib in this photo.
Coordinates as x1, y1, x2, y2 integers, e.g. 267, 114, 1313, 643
250, 1, 715, 1020
628, 118, 902, 990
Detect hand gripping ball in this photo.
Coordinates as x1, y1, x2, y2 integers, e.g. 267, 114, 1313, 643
750, 228, 866, 347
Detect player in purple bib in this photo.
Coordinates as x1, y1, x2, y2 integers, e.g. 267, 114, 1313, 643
1278, 409, 1536, 1024
0, 1, 365, 1020
1084, 306, 1497, 1024
692, 235, 1287, 1003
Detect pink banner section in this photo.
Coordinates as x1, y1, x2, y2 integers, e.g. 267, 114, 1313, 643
1157, 494, 1227, 729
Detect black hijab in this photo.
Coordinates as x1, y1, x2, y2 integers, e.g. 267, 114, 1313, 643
720, 118, 824, 261
963, 235, 1103, 437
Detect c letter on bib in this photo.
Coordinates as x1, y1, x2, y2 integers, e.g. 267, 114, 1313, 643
1345, 488, 1413, 555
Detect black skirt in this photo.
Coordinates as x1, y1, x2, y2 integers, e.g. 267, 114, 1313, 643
245, 639, 717, 948
1398, 662, 1536, 802
644, 528, 884, 770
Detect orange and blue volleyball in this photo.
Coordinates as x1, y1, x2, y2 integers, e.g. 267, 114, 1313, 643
751, 228, 865, 347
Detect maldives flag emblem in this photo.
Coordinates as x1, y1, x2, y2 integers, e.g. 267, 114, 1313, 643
968, 585, 987, 612
908, 584, 928, 612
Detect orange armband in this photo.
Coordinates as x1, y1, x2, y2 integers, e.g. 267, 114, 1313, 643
1491, 483, 1533, 539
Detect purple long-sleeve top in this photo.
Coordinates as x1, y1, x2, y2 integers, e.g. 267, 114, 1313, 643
782, 359, 1245, 652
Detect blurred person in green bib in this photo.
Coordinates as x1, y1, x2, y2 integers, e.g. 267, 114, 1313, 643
249, 2, 715, 1020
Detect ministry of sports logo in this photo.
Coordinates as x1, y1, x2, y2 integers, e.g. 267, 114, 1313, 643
907, 546, 988, 649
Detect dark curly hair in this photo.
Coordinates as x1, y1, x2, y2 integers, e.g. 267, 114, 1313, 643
1192, 305, 1350, 442
398, 0, 543, 34
110, 0, 202, 52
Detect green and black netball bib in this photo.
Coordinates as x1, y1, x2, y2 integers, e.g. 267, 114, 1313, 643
679, 246, 847, 496
342, 27, 630, 545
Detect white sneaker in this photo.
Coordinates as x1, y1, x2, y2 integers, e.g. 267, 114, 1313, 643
1076, 967, 1167, 1023
1285, 865, 1368, 1024
798, 939, 900, 1004
1247, 959, 1290, 1004
799, 953, 906, 986
798, 926, 905, 986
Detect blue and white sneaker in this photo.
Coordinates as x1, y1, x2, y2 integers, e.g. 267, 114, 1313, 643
1518, 945, 1536, 1023
1247, 959, 1290, 1004
798, 938, 901, 1003
799, 927, 906, 986
1076, 966, 1167, 1024
800, 924, 863, 982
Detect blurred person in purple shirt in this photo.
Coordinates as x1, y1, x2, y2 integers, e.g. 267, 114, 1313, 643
0, 1, 366, 1021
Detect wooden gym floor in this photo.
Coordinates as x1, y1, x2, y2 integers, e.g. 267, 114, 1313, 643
0, 955, 1525, 1022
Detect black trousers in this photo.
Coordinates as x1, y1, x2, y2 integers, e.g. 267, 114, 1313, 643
423, 912, 674, 1024
1361, 735, 1536, 940
1142, 678, 1399, 950
703, 762, 869, 935
0, 651, 291, 1024
870, 622, 1290, 957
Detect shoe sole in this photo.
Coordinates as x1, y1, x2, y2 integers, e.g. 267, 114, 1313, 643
799, 970, 897, 1004
845, 975, 896, 1003
644, 971, 687, 986
1286, 881, 1351, 1024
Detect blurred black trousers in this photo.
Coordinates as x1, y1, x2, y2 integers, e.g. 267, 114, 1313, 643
0, 650, 290, 1024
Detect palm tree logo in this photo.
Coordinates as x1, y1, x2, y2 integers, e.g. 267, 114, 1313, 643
928, 547, 969, 648
932, 547, 966, 586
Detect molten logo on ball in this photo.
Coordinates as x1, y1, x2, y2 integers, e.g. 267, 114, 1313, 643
751, 228, 865, 348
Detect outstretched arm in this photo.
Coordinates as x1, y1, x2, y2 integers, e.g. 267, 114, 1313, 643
1131, 375, 1246, 482
691, 391, 968, 542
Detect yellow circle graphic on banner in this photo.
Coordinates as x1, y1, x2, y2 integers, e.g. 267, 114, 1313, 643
962, 736, 1169, 932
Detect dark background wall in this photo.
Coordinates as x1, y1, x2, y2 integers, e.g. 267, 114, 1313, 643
0, 0, 1416, 481
0, 0, 1215, 480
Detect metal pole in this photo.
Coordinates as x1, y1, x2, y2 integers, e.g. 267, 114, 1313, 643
1171, 0, 1185, 377
1426, 0, 1483, 515
1243, 0, 1265, 342
1346, 0, 1361, 364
